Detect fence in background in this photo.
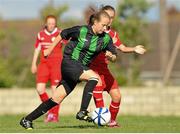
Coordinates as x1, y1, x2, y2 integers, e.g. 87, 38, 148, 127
0, 86, 180, 116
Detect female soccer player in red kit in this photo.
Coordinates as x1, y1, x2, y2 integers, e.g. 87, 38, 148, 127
31, 15, 65, 122
90, 5, 146, 127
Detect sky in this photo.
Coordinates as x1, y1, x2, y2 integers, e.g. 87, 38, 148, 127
0, 0, 116, 20
0, 0, 180, 21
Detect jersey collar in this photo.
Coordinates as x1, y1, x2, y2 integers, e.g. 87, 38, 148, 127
44, 27, 58, 36
106, 30, 110, 33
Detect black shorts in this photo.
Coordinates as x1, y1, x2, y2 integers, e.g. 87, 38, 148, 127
58, 58, 89, 95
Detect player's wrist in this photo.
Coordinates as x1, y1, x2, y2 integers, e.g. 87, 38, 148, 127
133, 47, 136, 52
32, 62, 36, 66
111, 55, 116, 62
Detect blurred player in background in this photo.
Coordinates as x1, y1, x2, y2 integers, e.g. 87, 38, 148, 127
31, 15, 65, 122
89, 5, 146, 127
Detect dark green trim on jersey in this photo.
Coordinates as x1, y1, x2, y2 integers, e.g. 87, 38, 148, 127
71, 26, 88, 60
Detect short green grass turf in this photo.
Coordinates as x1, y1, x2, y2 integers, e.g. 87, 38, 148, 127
0, 114, 180, 133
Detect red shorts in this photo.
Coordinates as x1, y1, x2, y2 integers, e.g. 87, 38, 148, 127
36, 58, 62, 86
90, 64, 119, 92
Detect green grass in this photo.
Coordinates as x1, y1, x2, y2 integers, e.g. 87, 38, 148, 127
0, 114, 180, 133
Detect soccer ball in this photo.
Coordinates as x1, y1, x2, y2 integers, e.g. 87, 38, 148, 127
91, 107, 111, 126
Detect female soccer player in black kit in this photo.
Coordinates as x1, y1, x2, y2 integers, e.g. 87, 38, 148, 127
20, 10, 117, 129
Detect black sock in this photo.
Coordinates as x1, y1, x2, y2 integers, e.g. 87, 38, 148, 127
80, 78, 98, 111
25, 98, 58, 121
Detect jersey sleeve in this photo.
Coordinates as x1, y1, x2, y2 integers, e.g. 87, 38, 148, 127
60, 26, 81, 40
105, 38, 117, 56
34, 33, 41, 50
114, 31, 122, 47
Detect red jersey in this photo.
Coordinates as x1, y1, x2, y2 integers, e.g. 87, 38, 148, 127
34, 27, 63, 61
90, 29, 122, 67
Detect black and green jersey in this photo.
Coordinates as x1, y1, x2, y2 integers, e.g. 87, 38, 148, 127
60, 25, 117, 66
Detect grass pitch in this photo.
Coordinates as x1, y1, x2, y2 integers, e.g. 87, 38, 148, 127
0, 114, 180, 133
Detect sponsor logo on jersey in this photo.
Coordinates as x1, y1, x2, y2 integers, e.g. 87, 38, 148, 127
51, 37, 56, 42
54, 79, 60, 83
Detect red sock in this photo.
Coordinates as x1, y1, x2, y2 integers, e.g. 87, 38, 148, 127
49, 105, 60, 116
39, 92, 49, 102
93, 86, 104, 108
109, 101, 120, 121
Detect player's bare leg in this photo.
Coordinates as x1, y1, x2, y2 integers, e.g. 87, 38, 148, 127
108, 88, 121, 127
36, 83, 48, 102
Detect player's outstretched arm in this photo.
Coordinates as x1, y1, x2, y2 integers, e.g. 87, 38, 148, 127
118, 44, 146, 54
44, 34, 62, 57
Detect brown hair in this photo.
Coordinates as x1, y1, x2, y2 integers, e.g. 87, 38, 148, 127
101, 5, 115, 13
44, 15, 57, 28
88, 10, 110, 25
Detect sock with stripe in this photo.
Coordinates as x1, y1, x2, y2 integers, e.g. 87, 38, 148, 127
93, 86, 104, 108
109, 101, 120, 121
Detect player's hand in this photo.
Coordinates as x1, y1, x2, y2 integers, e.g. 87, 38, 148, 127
31, 64, 37, 74
105, 51, 116, 62
105, 51, 113, 57
134, 45, 146, 54
44, 48, 51, 57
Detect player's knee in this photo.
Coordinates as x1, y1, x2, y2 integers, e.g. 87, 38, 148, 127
112, 91, 121, 102
89, 73, 98, 79
51, 96, 60, 104
88, 72, 99, 82
52, 93, 65, 104
52, 84, 67, 104
36, 88, 46, 94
